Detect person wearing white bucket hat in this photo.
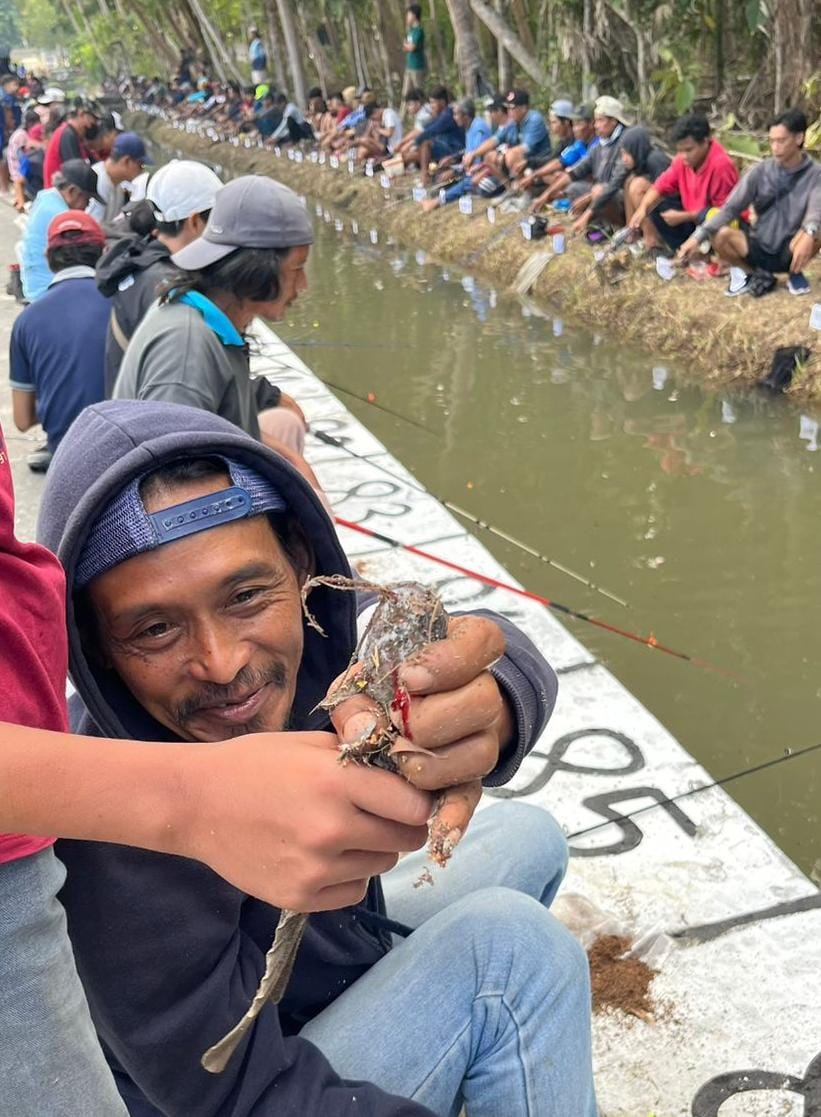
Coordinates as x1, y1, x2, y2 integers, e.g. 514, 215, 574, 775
536, 94, 631, 228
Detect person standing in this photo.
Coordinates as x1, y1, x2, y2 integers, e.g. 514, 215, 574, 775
402, 5, 426, 99
20, 159, 101, 302
10, 211, 109, 472
43, 100, 99, 187
248, 26, 268, 85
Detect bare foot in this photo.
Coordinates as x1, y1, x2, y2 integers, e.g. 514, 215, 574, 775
421, 198, 439, 213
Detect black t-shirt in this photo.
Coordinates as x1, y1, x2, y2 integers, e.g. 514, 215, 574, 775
58, 124, 83, 164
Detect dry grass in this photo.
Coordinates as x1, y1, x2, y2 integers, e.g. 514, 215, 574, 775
135, 112, 821, 400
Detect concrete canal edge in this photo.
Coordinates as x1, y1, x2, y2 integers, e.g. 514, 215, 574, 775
131, 110, 821, 401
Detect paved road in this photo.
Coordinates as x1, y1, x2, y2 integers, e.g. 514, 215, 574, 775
0, 199, 49, 542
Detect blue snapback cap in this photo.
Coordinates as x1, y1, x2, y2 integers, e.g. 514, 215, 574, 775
76, 457, 286, 588
112, 131, 153, 163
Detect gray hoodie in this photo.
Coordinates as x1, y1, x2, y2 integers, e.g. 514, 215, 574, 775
702, 152, 821, 253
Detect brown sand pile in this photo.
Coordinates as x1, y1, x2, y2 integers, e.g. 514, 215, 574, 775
588, 934, 656, 1022
131, 112, 821, 399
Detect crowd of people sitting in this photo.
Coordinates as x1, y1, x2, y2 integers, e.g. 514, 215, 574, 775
3, 55, 820, 480
125, 62, 821, 299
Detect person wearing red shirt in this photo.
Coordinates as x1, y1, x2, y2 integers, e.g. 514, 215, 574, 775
43, 101, 98, 186
629, 111, 739, 250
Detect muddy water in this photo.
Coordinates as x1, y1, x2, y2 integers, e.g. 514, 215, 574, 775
275, 211, 820, 879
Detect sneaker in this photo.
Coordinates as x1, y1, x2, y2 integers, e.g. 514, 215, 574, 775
724, 267, 749, 296
788, 272, 811, 296
27, 445, 52, 473
748, 269, 776, 298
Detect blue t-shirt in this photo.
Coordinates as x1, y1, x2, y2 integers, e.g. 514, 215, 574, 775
495, 108, 550, 159
559, 138, 589, 168
21, 186, 67, 301
9, 271, 109, 450
249, 37, 267, 70
0, 91, 21, 147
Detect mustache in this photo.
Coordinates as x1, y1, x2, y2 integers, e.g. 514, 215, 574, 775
175, 661, 288, 722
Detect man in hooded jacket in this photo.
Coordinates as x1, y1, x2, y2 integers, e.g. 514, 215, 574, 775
37, 398, 597, 1117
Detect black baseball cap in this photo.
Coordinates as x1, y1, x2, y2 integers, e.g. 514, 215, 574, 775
571, 103, 594, 121
506, 88, 530, 107
59, 159, 103, 203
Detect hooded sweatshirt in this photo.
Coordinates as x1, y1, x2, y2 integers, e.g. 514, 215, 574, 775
0, 421, 65, 864
703, 152, 821, 253
591, 125, 670, 212
36, 399, 557, 1117
95, 232, 174, 394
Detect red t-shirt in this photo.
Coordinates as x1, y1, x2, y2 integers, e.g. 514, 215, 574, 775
42, 120, 67, 187
0, 422, 66, 864
336, 105, 352, 124
653, 139, 739, 213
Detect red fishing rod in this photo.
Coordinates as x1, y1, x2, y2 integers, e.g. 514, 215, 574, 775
334, 516, 743, 682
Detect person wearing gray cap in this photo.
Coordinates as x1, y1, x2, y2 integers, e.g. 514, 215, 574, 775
517, 99, 595, 201
96, 159, 223, 391
113, 175, 316, 477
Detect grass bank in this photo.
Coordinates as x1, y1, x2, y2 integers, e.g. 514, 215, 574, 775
131, 111, 821, 401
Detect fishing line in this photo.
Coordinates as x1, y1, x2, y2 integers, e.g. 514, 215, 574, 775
333, 516, 741, 681
252, 350, 437, 434
313, 430, 628, 606
565, 740, 821, 841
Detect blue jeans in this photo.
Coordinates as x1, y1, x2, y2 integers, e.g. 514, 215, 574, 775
302, 801, 598, 1116
0, 848, 128, 1116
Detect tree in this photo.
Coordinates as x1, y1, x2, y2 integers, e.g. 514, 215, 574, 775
276, 0, 307, 103
469, 0, 548, 87
444, 0, 488, 95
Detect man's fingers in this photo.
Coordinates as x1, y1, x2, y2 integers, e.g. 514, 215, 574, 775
389, 672, 502, 745
392, 731, 499, 790
343, 763, 434, 827
329, 690, 388, 744
398, 615, 505, 694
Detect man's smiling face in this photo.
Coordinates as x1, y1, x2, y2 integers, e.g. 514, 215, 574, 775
86, 473, 305, 742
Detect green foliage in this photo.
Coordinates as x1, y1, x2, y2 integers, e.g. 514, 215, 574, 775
18, 0, 65, 50
674, 79, 696, 113
0, 0, 19, 48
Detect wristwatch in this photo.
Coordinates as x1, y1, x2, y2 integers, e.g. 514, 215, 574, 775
804, 223, 819, 237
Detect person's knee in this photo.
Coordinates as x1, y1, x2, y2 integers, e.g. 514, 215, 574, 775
482, 800, 569, 878
714, 225, 743, 255
451, 886, 589, 991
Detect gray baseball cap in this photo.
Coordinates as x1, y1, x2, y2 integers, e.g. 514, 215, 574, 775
550, 98, 575, 119
171, 175, 314, 270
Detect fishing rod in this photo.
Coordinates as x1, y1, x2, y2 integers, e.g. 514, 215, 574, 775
252, 349, 438, 435
566, 740, 821, 842
333, 516, 741, 681
313, 429, 628, 607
